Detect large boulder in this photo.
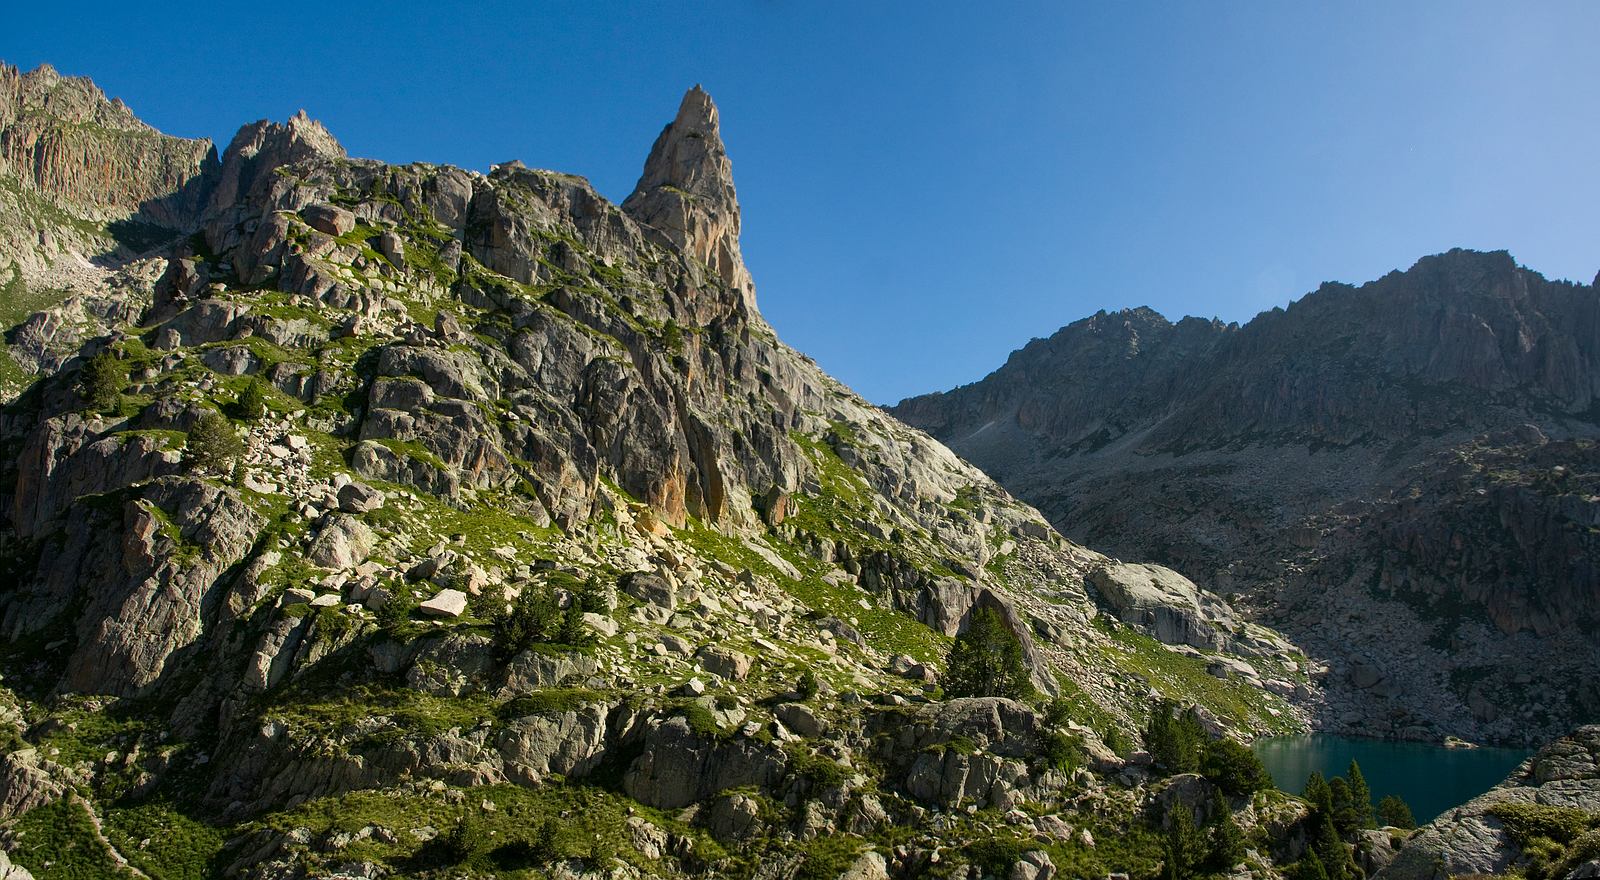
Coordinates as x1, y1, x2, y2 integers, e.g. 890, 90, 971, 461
623, 716, 786, 809
306, 514, 375, 570
1087, 561, 1237, 651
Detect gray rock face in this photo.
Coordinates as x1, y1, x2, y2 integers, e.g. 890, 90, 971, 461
875, 698, 1049, 810
621, 86, 755, 313
306, 514, 375, 569
0, 849, 36, 880
1088, 562, 1237, 651
0, 750, 64, 823
1377, 725, 1600, 880
623, 716, 787, 809
418, 589, 468, 618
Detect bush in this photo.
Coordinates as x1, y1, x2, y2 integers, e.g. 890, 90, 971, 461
796, 669, 820, 701
1206, 791, 1248, 871
491, 587, 563, 660
236, 378, 268, 421
1143, 699, 1205, 774
1377, 795, 1417, 830
1488, 802, 1595, 846
1042, 730, 1084, 772
1201, 736, 1274, 796
185, 411, 243, 475
944, 606, 1034, 700
80, 351, 124, 412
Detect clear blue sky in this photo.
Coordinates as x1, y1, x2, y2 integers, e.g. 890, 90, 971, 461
7, 2, 1598, 403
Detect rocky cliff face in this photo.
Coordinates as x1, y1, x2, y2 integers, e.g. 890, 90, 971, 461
891, 251, 1600, 746
0, 68, 1314, 879
0, 61, 219, 397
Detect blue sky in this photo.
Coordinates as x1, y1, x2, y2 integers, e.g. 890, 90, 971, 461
6, 2, 1598, 403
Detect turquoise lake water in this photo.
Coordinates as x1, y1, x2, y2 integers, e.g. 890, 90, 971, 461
1252, 735, 1534, 824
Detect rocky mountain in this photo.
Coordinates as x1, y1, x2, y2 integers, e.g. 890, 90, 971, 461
1, 61, 218, 393
891, 251, 1600, 747
0, 62, 1326, 879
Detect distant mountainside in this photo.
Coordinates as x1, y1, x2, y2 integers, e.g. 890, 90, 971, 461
0, 61, 1327, 879
892, 250, 1600, 746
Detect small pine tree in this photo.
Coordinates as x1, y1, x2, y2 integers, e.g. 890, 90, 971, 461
1288, 851, 1330, 880
1206, 790, 1248, 872
236, 378, 268, 421
80, 351, 124, 412
185, 411, 243, 475
572, 575, 611, 613
1377, 795, 1417, 830
1144, 699, 1206, 774
557, 601, 592, 646
796, 669, 820, 701
944, 606, 1034, 700
1201, 736, 1274, 796
1164, 808, 1208, 880
1313, 812, 1355, 880
1347, 760, 1375, 829
1330, 776, 1357, 835
491, 587, 562, 660
1304, 770, 1334, 816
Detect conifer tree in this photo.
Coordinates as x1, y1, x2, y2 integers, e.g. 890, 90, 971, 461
1304, 770, 1334, 816
1206, 789, 1248, 872
944, 606, 1033, 699
1347, 760, 1375, 829
1377, 795, 1417, 830
1313, 813, 1354, 880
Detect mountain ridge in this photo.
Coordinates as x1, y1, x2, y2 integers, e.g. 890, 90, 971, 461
892, 247, 1600, 746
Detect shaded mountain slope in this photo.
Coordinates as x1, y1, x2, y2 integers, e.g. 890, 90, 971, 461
893, 251, 1600, 746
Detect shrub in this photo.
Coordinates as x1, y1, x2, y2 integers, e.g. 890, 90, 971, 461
80, 351, 124, 412
1200, 736, 1273, 796
1488, 802, 1594, 846
185, 411, 243, 475
236, 378, 268, 421
1143, 699, 1205, 774
1377, 795, 1417, 830
944, 606, 1034, 700
796, 669, 820, 701
491, 586, 567, 660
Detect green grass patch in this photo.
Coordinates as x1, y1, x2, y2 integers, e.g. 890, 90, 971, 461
7, 797, 139, 879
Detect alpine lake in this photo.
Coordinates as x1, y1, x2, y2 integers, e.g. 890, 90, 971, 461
1252, 734, 1535, 823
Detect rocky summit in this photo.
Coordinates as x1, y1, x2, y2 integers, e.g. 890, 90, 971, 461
0, 62, 1355, 879
891, 250, 1600, 748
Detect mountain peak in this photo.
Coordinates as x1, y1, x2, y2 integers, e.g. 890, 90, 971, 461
622, 86, 755, 311
206, 110, 345, 215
